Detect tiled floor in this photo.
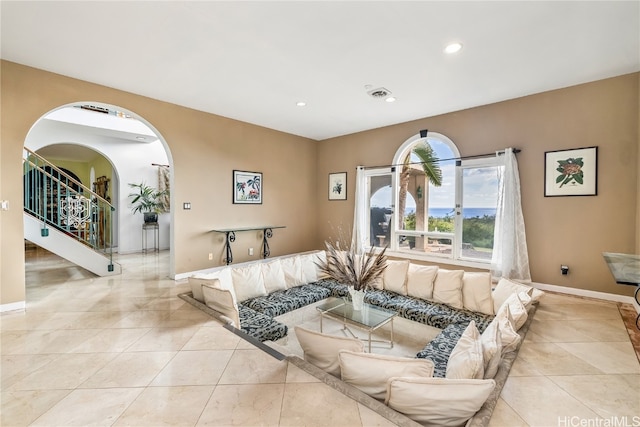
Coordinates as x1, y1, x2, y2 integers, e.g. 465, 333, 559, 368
1, 248, 639, 426
490, 293, 640, 427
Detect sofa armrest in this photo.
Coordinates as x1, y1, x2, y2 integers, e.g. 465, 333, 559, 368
202, 283, 241, 328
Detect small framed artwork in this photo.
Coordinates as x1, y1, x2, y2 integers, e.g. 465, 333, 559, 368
328, 172, 347, 200
544, 146, 598, 197
233, 170, 262, 204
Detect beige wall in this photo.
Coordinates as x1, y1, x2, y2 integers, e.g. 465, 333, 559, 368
316, 73, 639, 297
2, 60, 637, 306
1, 60, 318, 306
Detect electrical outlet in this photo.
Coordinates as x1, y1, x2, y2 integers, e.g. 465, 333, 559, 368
208, 253, 213, 260
248, 248, 254, 256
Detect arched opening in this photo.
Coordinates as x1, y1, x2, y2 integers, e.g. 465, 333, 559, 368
22, 102, 175, 287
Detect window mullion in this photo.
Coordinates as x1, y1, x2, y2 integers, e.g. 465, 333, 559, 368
390, 166, 398, 251
453, 163, 463, 260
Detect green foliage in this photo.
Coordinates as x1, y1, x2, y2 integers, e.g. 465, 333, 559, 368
428, 213, 454, 233
404, 212, 416, 230
402, 212, 496, 250
556, 157, 584, 187
128, 182, 168, 214
462, 215, 495, 249
411, 143, 442, 187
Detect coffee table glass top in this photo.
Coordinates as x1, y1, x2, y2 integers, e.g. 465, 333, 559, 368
316, 297, 397, 329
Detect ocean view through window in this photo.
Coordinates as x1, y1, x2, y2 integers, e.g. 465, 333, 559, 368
362, 132, 500, 265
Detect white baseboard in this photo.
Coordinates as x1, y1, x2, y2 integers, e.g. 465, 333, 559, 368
0, 300, 26, 313
531, 281, 639, 314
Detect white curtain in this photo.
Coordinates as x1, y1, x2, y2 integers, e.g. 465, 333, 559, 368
351, 166, 368, 254
491, 148, 531, 282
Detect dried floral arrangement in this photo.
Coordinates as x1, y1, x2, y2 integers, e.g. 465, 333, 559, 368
317, 239, 388, 291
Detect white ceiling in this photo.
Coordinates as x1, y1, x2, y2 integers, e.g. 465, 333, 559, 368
2, 1, 639, 141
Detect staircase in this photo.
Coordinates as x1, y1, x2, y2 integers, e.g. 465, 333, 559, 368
23, 148, 121, 276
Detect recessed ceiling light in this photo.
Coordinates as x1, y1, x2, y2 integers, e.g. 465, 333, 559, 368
136, 136, 146, 140
444, 42, 463, 54
367, 87, 392, 99
296, 101, 307, 107
385, 97, 397, 103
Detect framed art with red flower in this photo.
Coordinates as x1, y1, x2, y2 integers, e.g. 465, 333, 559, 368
544, 146, 597, 197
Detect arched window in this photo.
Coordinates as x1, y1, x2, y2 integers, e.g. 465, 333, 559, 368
360, 132, 500, 267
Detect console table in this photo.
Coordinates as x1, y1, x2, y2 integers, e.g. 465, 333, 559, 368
212, 226, 285, 265
602, 252, 640, 329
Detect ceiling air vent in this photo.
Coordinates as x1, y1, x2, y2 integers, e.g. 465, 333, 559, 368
367, 87, 392, 99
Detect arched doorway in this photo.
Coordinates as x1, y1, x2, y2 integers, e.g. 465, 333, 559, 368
23, 102, 175, 280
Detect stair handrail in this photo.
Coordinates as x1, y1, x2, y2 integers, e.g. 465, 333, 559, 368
23, 147, 114, 209
23, 147, 116, 272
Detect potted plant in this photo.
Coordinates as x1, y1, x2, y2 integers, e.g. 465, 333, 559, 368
128, 182, 168, 223
317, 238, 388, 310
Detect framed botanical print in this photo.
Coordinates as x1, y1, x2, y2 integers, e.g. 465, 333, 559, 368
544, 147, 597, 197
328, 172, 347, 200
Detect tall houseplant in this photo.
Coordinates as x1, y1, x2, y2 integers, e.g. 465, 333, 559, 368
128, 182, 168, 223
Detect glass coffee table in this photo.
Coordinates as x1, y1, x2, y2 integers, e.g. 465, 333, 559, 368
316, 297, 397, 352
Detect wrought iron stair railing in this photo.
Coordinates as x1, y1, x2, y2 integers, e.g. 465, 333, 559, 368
23, 147, 115, 271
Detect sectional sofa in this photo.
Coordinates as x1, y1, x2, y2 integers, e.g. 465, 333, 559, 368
183, 250, 541, 426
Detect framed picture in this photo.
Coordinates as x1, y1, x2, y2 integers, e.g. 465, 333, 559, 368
233, 170, 262, 204
544, 146, 598, 197
328, 172, 347, 200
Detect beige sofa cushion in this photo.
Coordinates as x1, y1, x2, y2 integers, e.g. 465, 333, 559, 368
385, 377, 496, 426
446, 321, 484, 380
189, 268, 235, 303
406, 264, 438, 300
518, 291, 533, 309
433, 269, 464, 309
494, 305, 521, 354
261, 259, 287, 294
497, 293, 528, 331
313, 250, 329, 279
530, 287, 545, 303
462, 272, 494, 315
492, 277, 534, 313
339, 350, 434, 400
281, 256, 304, 288
202, 282, 241, 328
299, 253, 319, 283
231, 264, 267, 302
480, 319, 502, 379
383, 259, 410, 296
294, 326, 364, 377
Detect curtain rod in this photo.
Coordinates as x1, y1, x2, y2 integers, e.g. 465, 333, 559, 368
360, 148, 521, 171
152, 163, 170, 167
